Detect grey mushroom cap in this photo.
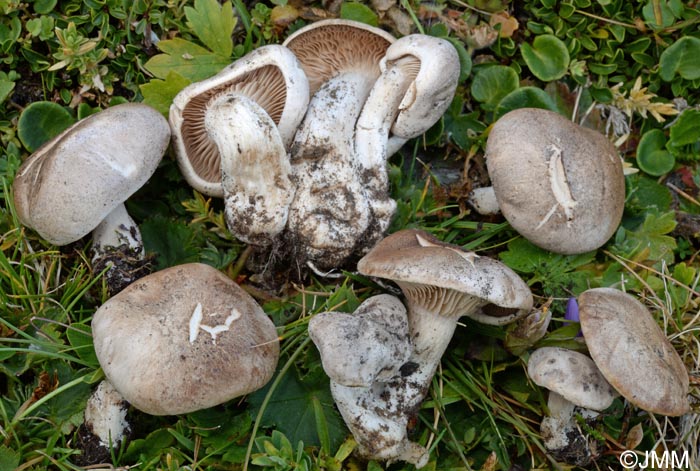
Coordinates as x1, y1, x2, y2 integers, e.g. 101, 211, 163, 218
13, 103, 169, 246
92, 263, 279, 416
169, 45, 309, 197
485, 108, 625, 254
308, 294, 410, 387
357, 229, 533, 325
578, 287, 690, 416
528, 347, 618, 411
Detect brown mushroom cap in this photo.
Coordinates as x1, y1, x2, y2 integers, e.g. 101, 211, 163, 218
169, 45, 308, 197
357, 229, 533, 324
528, 347, 618, 411
283, 19, 395, 94
13, 103, 169, 246
92, 263, 279, 415
578, 287, 689, 416
485, 108, 625, 254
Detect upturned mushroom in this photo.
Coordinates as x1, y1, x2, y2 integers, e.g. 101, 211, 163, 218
578, 287, 690, 416
474, 108, 625, 254
91, 263, 279, 415
311, 229, 532, 467
354, 33, 460, 247
12, 103, 170, 291
169, 45, 309, 246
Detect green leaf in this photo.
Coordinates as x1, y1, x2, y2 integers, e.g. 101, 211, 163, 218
17, 101, 76, 152
521, 34, 570, 81
499, 238, 595, 296
444, 110, 486, 150
66, 323, 99, 367
471, 65, 520, 110
669, 109, 700, 148
141, 216, 200, 269
659, 36, 700, 82
184, 0, 236, 57
0, 78, 14, 103
615, 211, 677, 264
144, 38, 231, 82
445, 37, 472, 82
339, 3, 379, 26
625, 174, 673, 214
248, 365, 347, 451
122, 429, 175, 463
0, 445, 19, 470
495, 86, 559, 119
32, 0, 57, 14
636, 128, 674, 176
140, 71, 192, 116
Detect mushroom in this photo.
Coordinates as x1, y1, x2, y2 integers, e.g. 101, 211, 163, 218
91, 263, 279, 415
309, 294, 410, 387
354, 34, 460, 244
578, 287, 690, 416
527, 347, 618, 466
79, 380, 131, 461
12, 103, 169, 290
282, 20, 396, 268
320, 229, 532, 466
476, 108, 625, 254
528, 347, 619, 465
169, 44, 309, 200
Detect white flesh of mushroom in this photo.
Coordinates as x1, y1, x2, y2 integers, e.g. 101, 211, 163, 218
206, 94, 294, 246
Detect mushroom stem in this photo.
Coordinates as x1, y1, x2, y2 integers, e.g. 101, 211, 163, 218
287, 72, 375, 266
205, 93, 294, 246
82, 380, 130, 452
91, 203, 143, 261
355, 56, 418, 174
468, 186, 501, 216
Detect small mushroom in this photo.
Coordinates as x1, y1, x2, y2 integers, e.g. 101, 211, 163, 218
282, 20, 395, 268
527, 347, 618, 466
481, 108, 625, 254
92, 263, 279, 415
169, 45, 309, 245
12, 103, 169, 290
327, 229, 533, 466
578, 287, 690, 416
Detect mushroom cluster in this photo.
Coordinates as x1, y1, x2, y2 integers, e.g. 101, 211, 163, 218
527, 288, 690, 465
310, 229, 533, 467
170, 20, 460, 274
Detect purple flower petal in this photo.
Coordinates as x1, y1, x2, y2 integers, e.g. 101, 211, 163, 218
565, 297, 579, 323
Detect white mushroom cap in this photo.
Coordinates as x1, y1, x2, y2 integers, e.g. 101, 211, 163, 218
528, 347, 618, 411
92, 263, 279, 415
169, 45, 309, 197
379, 34, 460, 141
578, 287, 690, 416
357, 229, 533, 325
13, 103, 169, 246
309, 294, 410, 387
485, 108, 625, 254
